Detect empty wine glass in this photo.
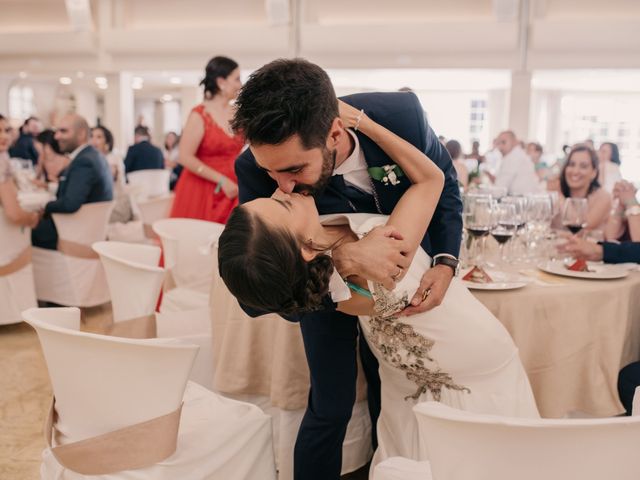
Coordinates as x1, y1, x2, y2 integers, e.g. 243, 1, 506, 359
561, 197, 588, 235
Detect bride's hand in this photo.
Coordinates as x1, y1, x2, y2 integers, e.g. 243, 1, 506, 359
399, 265, 454, 317
332, 225, 410, 290
338, 100, 368, 130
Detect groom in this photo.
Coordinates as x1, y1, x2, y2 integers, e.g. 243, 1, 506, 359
232, 58, 462, 479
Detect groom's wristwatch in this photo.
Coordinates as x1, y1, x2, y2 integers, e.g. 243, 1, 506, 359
432, 254, 460, 276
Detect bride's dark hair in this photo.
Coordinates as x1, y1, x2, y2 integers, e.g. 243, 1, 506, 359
218, 206, 334, 316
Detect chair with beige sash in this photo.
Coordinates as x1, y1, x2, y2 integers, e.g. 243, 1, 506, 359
134, 194, 174, 241
0, 207, 37, 325
126, 169, 170, 199
152, 218, 224, 312
92, 241, 214, 389
24, 307, 276, 480
32, 201, 115, 307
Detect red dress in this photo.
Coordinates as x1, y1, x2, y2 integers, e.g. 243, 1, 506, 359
170, 105, 244, 223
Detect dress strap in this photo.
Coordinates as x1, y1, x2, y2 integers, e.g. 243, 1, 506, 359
192, 105, 212, 128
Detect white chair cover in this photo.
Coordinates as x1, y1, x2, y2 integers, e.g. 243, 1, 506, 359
32, 201, 114, 307
92, 241, 164, 322
25, 307, 276, 480
126, 169, 170, 199
413, 401, 640, 480
153, 218, 224, 312
372, 457, 432, 480
0, 207, 37, 324
156, 308, 214, 390
136, 194, 174, 231
633, 386, 640, 416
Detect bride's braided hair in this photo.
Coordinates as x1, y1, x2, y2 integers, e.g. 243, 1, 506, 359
218, 206, 334, 316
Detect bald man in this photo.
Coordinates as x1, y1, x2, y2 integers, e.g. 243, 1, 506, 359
31, 113, 113, 250
494, 130, 540, 195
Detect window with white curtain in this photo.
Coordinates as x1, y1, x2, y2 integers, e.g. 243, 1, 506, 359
9, 84, 35, 120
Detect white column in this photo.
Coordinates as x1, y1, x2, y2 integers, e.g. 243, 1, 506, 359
153, 100, 164, 147
508, 71, 532, 141
104, 72, 134, 153
0, 76, 13, 117
545, 90, 562, 155
488, 88, 509, 143
180, 86, 201, 129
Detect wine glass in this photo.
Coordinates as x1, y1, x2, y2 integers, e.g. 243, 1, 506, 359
561, 197, 588, 235
465, 195, 495, 266
491, 203, 517, 264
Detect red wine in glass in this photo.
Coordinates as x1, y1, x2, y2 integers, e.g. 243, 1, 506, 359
492, 231, 514, 244
466, 226, 491, 238
564, 223, 584, 235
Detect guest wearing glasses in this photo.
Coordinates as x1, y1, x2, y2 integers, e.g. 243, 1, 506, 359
0, 114, 40, 227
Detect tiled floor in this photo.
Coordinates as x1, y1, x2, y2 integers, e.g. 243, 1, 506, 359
0, 306, 371, 479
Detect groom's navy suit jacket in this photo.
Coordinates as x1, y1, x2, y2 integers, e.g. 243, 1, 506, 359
236, 91, 463, 285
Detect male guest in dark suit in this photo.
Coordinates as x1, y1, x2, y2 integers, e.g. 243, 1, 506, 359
9, 116, 41, 165
123, 125, 164, 174
31, 114, 113, 250
231, 59, 462, 480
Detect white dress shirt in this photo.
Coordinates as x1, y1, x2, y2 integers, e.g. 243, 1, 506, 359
494, 146, 540, 196
333, 129, 373, 195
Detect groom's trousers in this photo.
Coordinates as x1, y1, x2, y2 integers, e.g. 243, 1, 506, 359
294, 309, 381, 480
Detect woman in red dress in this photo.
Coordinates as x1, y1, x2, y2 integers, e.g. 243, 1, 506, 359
170, 56, 244, 223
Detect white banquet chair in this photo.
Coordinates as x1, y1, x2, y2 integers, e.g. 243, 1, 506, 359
126, 169, 170, 199
152, 218, 224, 312
0, 207, 37, 324
633, 386, 640, 415
24, 307, 276, 480
409, 401, 640, 480
32, 201, 114, 307
93, 241, 213, 388
135, 194, 174, 240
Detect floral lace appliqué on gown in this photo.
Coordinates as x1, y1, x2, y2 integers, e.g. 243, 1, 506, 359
367, 283, 471, 401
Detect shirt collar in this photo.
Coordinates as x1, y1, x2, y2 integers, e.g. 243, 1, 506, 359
69, 143, 89, 161
333, 129, 364, 176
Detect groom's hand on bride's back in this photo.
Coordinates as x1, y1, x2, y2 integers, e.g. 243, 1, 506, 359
332, 225, 410, 291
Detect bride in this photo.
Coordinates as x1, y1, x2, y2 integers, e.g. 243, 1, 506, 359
217, 106, 539, 468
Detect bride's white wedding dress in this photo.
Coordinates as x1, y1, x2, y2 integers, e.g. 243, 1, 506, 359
322, 213, 540, 468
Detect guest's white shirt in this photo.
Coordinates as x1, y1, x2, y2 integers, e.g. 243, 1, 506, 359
69, 143, 89, 162
494, 146, 540, 196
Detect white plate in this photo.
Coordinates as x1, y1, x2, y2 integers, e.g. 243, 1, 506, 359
461, 268, 530, 291
462, 280, 529, 291
537, 260, 629, 280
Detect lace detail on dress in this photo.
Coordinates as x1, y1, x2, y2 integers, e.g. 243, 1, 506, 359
367, 283, 471, 401
0, 155, 11, 184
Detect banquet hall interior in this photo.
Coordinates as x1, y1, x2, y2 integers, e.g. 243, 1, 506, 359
3, 0, 640, 479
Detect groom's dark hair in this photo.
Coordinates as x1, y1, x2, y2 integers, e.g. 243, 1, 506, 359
231, 58, 338, 149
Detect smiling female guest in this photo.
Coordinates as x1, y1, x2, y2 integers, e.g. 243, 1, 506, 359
170, 56, 244, 223
0, 114, 40, 227
554, 144, 611, 232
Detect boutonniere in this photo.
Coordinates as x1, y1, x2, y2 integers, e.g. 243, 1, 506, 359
368, 164, 405, 186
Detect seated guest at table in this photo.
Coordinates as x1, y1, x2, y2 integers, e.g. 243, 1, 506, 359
605, 180, 640, 242
494, 130, 540, 195
559, 234, 640, 264
597, 141, 622, 193
91, 125, 133, 224
0, 114, 40, 227
445, 139, 468, 191
9, 116, 41, 165
123, 125, 164, 175
34, 129, 69, 184
31, 114, 113, 250
553, 144, 611, 232
618, 362, 640, 415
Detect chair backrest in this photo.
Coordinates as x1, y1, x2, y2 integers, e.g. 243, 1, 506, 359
152, 218, 224, 287
414, 401, 640, 480
127, 169, 170, 199
0, 207, 30, 264
24, 307, 198, 444
92, 241, 165, 322
52, 201, 115, 245
136, 194, 174, 227
633, 386, 640, 416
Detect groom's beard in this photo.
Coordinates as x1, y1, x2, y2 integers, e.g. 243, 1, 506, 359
293, 147, 336, 198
